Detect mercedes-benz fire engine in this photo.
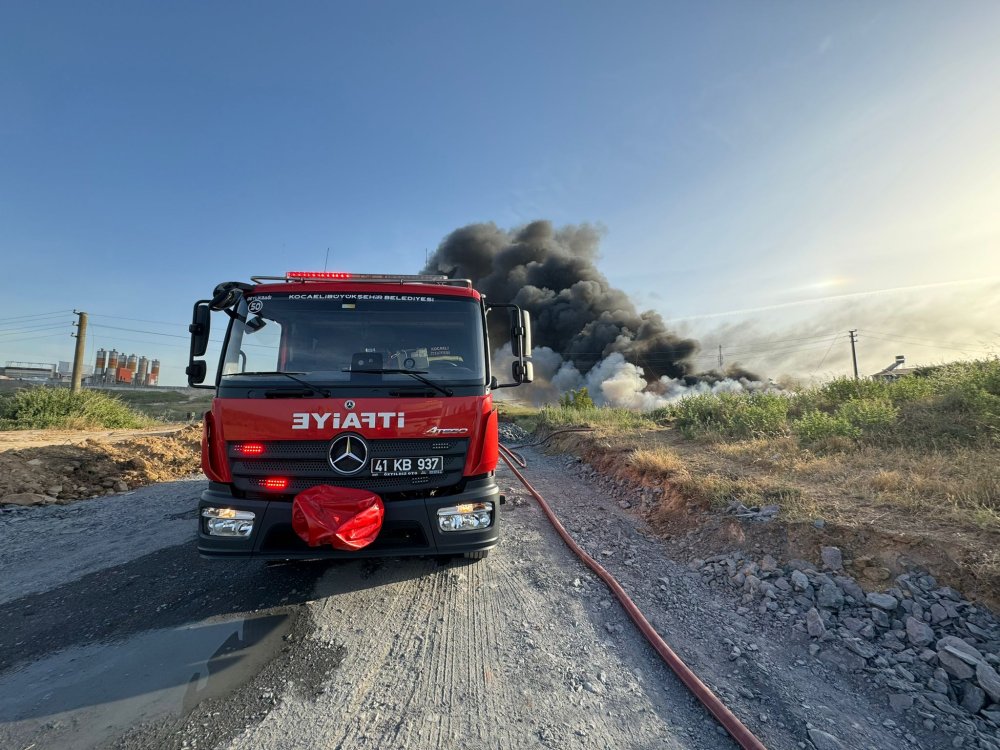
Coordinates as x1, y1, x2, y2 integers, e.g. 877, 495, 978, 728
186, 272, 533, 560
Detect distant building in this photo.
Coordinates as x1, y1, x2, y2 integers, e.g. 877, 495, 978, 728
872, 355, 918, 381
2, 361, 57, 381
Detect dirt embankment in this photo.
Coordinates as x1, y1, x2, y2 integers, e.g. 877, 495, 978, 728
523, 425, 1000, 615
0, 425, 202, 506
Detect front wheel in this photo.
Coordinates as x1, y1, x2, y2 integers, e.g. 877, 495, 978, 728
463, 550, 490, 560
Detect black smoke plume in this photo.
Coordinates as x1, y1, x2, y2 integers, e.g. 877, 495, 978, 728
423, 221, 700, 381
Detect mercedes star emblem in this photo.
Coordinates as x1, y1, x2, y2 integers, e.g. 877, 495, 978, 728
328, 433, 368, 475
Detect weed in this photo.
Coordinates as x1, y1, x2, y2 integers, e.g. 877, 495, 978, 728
671, 392, 789, 439
0, 387, 155, 430
559, 387, 595, 409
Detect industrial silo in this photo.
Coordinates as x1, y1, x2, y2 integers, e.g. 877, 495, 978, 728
95, 349, 107, 377
149, 359, 160, 386
107, 350, 120, 383
137, 357, 149, 386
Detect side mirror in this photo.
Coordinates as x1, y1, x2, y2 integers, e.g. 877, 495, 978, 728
509, 309, 524, 358
186, 359, 207, 384
520, 309, 532, 358
189, 302, 211, 357
187, 300, 214, 389
209, 281, 252, 311
490, 304, 534, 389
510, 309, 533, 382
512, 360, 534, 384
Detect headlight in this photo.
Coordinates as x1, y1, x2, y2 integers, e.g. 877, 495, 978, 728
437, 502, 493, 532
202, 507, 255, 537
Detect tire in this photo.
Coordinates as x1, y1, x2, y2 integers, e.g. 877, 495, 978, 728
463, 549, 490, 560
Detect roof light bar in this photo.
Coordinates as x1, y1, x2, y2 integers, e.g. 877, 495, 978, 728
285, 271, 449, 282
287, 271, 353, 279
249, 273, 471, 288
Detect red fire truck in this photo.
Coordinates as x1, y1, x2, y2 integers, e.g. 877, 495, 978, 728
186, 272, 533, 560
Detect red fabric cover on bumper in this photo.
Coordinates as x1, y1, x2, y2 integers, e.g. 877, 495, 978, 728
291, 485, 384, 550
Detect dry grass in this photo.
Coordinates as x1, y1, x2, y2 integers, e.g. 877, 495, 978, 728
509, 407, 1000, 608
627, 448, 688, 478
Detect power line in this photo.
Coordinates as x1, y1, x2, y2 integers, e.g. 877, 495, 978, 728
88, 324, 274, 350
859, 329, 996, 352
89, 313, 188, 328
715, 331, 842, 351
861, 332, 993, 356
0, 309, 74, 324
731, 341, 844, 363
0, 312, 74, 330
82, 334, 192, 350
811, 335, 840, 376
90, 323, 190, 339
724, 338, 841, 357
0, 323, 71, 337
0, 332, 73, 346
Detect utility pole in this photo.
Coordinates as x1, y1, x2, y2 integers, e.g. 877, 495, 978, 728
718, 344, 723, 368
848, 329, 859, 380
71, 311, 88, 393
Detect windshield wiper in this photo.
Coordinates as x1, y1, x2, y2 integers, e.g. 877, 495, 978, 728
236, 371, 330, 397
344, 368, 454, 397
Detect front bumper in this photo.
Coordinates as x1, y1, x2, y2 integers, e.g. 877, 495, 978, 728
197, 477, 500, 559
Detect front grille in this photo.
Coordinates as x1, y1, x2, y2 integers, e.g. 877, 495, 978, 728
227, 437, 468, 496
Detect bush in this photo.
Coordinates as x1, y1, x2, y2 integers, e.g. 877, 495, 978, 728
0, 387, 155, 430
539, 403, 656, 430
559, 387, 595, 410
671, 392, 788, 439
837, 398, 899, 438
884, 375, 935, 404
792, 410, 859, 443
819, 377, 889, 404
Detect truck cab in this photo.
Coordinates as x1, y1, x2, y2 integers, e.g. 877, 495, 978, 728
186, 272, 532, 560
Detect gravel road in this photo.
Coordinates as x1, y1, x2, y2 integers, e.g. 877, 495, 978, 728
0, 448, 957, 749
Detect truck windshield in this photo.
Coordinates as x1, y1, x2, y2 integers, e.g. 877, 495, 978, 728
221, 293, 487, 386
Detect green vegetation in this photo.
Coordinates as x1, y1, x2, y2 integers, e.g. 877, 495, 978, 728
519, 357, 1000, 449
0, 387, 156, 430
667, 392, 789, 439
559, 387, 595, 409
539, 403, 657, 430
500, 358, 1000, 605
667, 358, 996, 447
113, 388, 214, 421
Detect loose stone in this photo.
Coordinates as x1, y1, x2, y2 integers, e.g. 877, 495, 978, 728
806, 608, 826, 638
867, 592, 899, 611
905, 617, 936, 648
821, 546, 843, 571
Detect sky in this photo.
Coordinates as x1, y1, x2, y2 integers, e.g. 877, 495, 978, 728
2, 1, 998, 386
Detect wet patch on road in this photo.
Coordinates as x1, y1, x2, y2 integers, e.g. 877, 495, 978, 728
0, 612, 293, 750
0, 543, 329, 672
0, 543, 351, 750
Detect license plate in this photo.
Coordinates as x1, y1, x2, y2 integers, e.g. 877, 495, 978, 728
370, 456, 443, 477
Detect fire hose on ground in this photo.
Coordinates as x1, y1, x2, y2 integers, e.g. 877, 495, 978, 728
496, 436, 769, 750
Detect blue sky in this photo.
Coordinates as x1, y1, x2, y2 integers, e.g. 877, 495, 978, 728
2, 1, 998, 384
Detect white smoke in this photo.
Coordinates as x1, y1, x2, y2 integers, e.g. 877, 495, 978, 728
493, 346, 774, 410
